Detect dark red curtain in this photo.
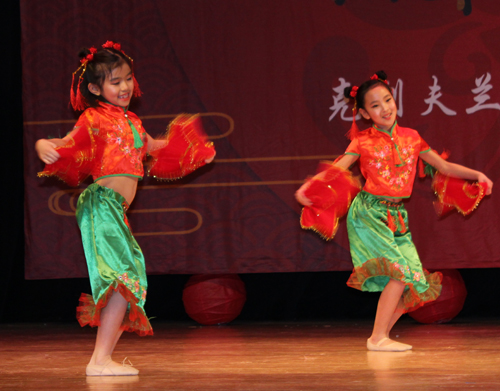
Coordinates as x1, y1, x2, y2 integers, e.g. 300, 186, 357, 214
23, 0, 500, 279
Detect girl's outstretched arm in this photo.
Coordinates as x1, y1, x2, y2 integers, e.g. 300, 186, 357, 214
421, 150, 493, 195
35, 139, 64, 164
333, 154, 359, 170
146, 133, 167, 153
295, 154, 359, 206
35, 128, 77, 165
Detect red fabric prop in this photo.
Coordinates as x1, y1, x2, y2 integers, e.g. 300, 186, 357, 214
300, 163, 361, 240
38, 126, 95, 187
182, 274, 246, 325
409, 269, 467, 324
148, 114, 216, 180
432, 172, 487, 217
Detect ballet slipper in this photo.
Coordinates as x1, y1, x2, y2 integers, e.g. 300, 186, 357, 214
86, 357, 139, 376
367, 337, 412, 352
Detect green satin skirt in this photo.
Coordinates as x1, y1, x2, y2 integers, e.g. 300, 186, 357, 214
75, 183, 153, 336
346, 191, 442, 312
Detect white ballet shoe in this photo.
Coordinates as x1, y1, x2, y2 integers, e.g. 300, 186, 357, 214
367, 337, 412, 352
86, 357, 139, 376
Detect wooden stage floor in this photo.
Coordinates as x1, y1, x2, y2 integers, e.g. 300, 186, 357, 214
1, 319, 500, 390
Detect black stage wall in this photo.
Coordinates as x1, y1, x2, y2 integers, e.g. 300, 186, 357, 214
2, 2, 499, 325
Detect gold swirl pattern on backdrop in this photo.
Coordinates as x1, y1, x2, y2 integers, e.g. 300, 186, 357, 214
25, 112, 234, 140
48, 189, 203, 236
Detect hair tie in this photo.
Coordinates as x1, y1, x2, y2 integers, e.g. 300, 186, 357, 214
350, 86, 359, 98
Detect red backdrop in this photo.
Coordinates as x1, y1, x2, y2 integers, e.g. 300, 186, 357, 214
22, 0, 500, 279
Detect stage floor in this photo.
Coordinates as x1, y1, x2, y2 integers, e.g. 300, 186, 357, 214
1, 319, 499, 390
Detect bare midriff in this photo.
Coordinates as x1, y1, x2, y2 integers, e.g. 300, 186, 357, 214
96, 176, 139, 205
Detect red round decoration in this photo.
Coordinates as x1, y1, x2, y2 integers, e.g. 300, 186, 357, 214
409, 269, 467, 324
182, 274, 247, 325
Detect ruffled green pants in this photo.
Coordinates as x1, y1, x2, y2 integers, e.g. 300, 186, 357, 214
75, 183, 152, 336
346, 191, 442, 312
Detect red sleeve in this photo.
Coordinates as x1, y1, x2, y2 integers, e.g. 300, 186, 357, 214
37, 110, 97, 187
148, 114, 216, 180
345, 138, 360, 156
419, 135, 431, 154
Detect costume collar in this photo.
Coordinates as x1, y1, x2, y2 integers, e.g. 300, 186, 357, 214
97, 102, 144, 149
98, 100, 131, 114
373, 121, 397, 137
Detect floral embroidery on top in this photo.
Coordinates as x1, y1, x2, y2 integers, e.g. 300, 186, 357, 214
105, 118, 146, 173
368, 142, 416, 191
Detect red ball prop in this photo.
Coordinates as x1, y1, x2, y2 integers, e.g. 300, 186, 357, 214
182, 274, 247, 325
409, 269, 467, 324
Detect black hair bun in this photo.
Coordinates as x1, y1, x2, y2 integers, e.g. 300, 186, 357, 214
77, 47, 92, 60
375, 70, 387, 81
344, 86, 354, 99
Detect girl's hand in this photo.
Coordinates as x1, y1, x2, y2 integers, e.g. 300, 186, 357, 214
35, 139, 61, 165
295, 182, 313, 206
205, 151, 216, 164
477, 173, 493, 195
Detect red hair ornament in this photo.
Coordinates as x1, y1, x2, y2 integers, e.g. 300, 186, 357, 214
102, 40, 122, 51
70, 46, 98, 111
370, 74, 388, 84
345, 85, 360, 141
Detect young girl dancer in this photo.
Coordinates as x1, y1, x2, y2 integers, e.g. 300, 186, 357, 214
296, 71, 492, 352
35, 41, 215, 375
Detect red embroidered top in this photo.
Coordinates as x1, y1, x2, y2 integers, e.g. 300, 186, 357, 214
81, 103, 148, 181
345, 123, 431, 198
38, 105, 216, 187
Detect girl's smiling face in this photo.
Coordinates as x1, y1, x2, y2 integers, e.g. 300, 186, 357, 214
88, 63, 134, 107
359, 85, 397, 131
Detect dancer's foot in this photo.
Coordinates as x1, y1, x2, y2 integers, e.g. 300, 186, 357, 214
86, 357, 139, 376
367, 337, 412, 352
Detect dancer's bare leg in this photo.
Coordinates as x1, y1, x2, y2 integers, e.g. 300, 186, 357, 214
368, 279, 406, 347
386, 297, 405, 335
89, 328, 125, 365
110, 329, 125, 356
88, 291, 128, 366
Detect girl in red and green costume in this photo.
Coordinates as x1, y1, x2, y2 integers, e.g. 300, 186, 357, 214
36, 41, 215, 375
296, 71, 492, 352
